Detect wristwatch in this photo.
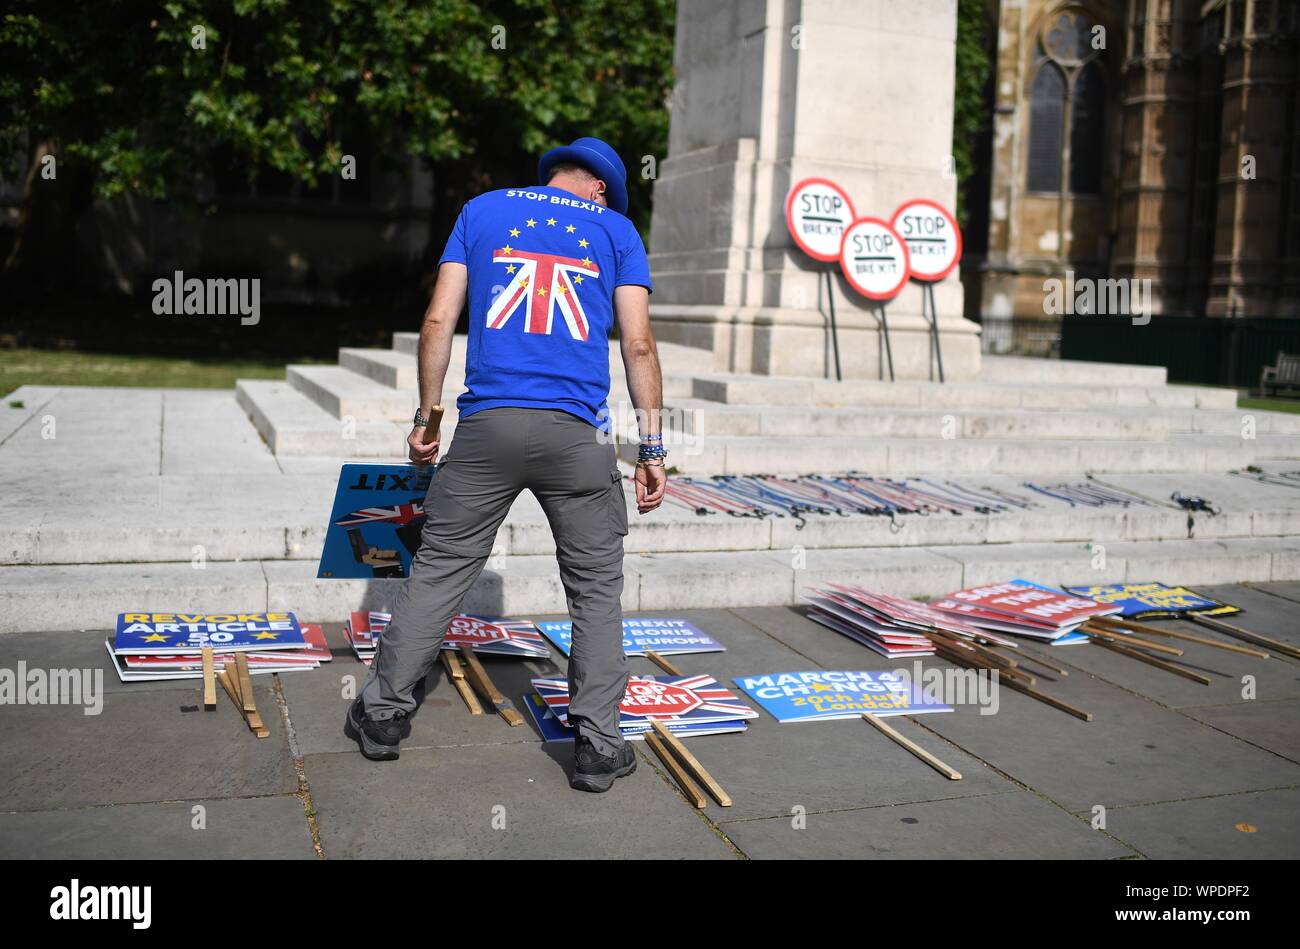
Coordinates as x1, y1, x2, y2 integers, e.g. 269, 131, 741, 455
413, 408, 429, 427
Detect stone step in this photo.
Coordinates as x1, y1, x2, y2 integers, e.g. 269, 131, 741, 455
627, 433, 1299, 476
978, 354, 1167, 386
236, 379, 420, 456
5, 536, 1297, 633
10, 468, 1299, 567
690, 375, 1237, 411
286, 364, 417, 422
662, 399, 1172, 441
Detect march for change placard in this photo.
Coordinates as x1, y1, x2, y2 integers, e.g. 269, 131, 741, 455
734, 670, 953, 724
318, 464, 435, 580
537, 618, 725, 657
113, 612, 306, 654
1062, 582, 1241, 619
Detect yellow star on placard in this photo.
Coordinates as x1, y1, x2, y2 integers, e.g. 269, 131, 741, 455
252, 631, 280, 640
557, 284, 567, 294
505, 264, 517, 274
525, 218, 537, 228
809, 682, 835, 692
573, 275, 584, 284
578, 238, 590, 248
536, 286, 548, 296
509, 227, 520, 237
565, 224, 576, 233
501, 244, 513, 255
546, 217, 557, 226
142, 633, 170, 643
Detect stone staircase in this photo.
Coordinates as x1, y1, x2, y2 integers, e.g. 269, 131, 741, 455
4, 334, 1300, 633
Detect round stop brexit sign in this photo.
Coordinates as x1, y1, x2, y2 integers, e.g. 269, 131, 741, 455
785, 177, 856, 263
620, 678, 702, 718
838, 218, 910, 300
890, 199, 961, 282
448, 616, 506, 643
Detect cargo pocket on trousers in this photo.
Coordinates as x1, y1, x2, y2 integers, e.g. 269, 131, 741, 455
609, 469, 629, 537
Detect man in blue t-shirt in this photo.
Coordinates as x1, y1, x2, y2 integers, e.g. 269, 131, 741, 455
348, 137, 668, 794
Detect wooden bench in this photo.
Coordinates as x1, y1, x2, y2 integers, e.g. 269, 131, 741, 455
1260, 352, 1300, 398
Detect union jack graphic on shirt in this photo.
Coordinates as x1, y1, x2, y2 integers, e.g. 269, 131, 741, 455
486, 230, 601, 340
335, 500, 425, 527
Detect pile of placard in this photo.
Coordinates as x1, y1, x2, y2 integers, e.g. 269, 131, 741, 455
802, 583, 951, 656
344, 611, 550, 666
106, 611, 330, 682
525, 674, 759, 741
930, 579, 1120, 645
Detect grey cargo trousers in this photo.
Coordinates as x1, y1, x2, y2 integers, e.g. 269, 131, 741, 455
359, 407, 630, 756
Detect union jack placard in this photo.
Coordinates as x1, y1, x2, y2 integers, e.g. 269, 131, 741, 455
318, 464, 435, 579
441, 615, 551, 659
530, 674, 758, 728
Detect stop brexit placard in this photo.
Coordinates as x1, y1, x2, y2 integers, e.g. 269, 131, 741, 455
530, 674, 758, 730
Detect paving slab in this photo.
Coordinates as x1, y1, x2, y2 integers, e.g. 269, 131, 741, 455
718, 789, 1135, 859
1193, 583, 1300, 650
302, 741, 736, 859
0, 795, 314, 860
915, 663, 1300, 812
1015, 630, 1299, 711
278, 623, 566, 756
598, 609, 1014, 821
1178, 699, 1300, 764
1100, 789, 1300, 859
0, 684, 297, 811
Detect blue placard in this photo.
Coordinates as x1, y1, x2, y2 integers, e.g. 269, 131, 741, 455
317, 464, 436, 579
733, 670, 953, 723
113, 612, 306, 654
1062, 582, 1235, 618
537, 618, 726, 657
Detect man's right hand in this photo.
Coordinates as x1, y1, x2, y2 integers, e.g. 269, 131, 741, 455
407, 426, 439, 467
634, 461, 666, 514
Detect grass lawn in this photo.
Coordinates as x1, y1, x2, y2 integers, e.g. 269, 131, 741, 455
1238, 396, 1300, 415
0, 348, 316, 400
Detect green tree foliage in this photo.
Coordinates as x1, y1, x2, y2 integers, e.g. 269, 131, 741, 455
952, 0, 991, 227
0, 0, 675, 291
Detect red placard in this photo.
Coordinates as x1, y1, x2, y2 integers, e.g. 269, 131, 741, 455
889, 198, 962, 282
838, 217, 911, 301
785, 177, 857, 263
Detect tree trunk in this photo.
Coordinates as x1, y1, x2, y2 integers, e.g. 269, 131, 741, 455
2, 139, 96, 303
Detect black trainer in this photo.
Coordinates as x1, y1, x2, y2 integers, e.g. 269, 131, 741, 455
344, 698, 407, 761
570, 735, 637, 792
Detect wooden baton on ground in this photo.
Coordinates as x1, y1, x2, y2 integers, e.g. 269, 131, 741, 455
645, 731, 707, 808
1188, 614, 1300, 661
1091, 636, 1212, 686
650, 720, 732, 806
1091, 615, 1268, 658
201, 646, 216, 710
863, 713, 962, 780
458, 646, 524, 726
440, 650, 483, 715
644, 650, 683, 675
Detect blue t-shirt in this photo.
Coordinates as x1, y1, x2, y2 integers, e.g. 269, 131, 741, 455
438, 186, 652, 428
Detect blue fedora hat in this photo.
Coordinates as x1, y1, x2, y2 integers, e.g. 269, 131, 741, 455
538, 136, 629, 215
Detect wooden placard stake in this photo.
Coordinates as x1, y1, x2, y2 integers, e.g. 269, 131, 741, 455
645, 731, 707, 808
440, 650, 482, 715
644, 650, 683, 675
1081, 623, 1184, 657
863, 713, 962, 780
649, 720, 732, 807
458, 646, 524, 726
422, 405, 445, 444
201, 646, 217, 711
1092, 615, 1268, 658
1188, 614, 1300, 661
999, 673, 1093, 722
1091, 637, 1212, 685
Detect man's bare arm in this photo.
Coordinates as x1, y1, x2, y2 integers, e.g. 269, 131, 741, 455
614, 284, 666, 512
408, 262, 467, 465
